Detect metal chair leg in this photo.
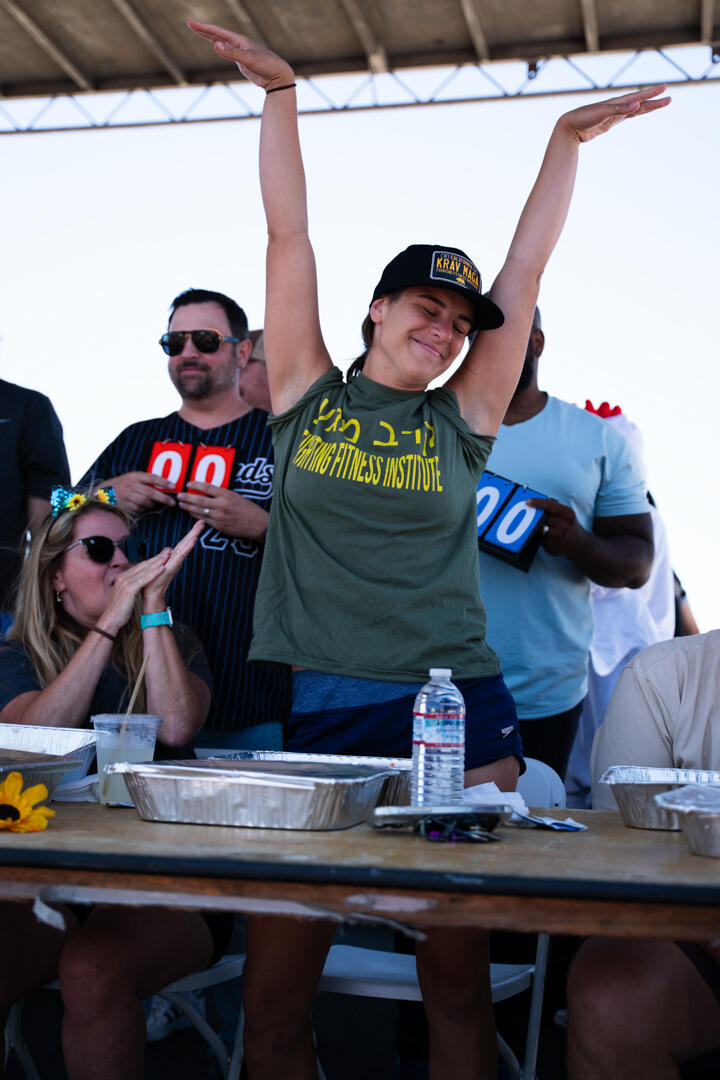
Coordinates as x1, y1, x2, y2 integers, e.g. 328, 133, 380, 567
227, 1004, 245, 1080
4, 1001, 43, 1080
523, 933, 550, 1080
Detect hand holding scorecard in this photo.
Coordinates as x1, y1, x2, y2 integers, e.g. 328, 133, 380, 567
147, 441, 237, 493
477, 471, 549, 572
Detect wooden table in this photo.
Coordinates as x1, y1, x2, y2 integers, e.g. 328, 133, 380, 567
0, 804, 718, 940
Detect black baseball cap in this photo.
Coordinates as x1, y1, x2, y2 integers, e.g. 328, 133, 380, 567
371, 244, 504, 332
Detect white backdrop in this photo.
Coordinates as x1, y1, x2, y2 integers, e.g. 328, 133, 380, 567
2, 78, 717, 628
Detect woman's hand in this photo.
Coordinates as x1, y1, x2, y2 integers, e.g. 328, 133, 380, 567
558, 84, 670, 144
186, 20, 294, 90
95, 550, 170, 636
97, 522, 203, 634
141, 520, 204, 613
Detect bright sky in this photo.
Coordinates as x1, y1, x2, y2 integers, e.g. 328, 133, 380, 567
1, 51, 718, 629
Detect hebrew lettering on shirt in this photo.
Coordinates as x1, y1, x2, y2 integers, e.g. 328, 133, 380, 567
292, 429, 443, 493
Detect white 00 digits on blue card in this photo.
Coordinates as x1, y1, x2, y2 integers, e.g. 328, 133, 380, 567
476, 474, 515, 532
477, 472, 548, 568
483, 486, 545, 553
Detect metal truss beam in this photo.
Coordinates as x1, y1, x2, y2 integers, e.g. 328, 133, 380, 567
457, 0, 491, 63
701, 0, 717, 43
337, 0, 389, 74
578, 0, 600, 54
108, 0, 186, 86
1, 45, 718, 135
0, 0, 94, 91
224, 0, 267, 46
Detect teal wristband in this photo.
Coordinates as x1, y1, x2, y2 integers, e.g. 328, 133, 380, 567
140, 608, 173, 630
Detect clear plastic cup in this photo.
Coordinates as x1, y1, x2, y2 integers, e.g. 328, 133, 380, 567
92, 714, 161, 806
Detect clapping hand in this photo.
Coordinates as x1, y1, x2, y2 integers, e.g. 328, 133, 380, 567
142, 520, 205, 612
98, 522, 204, 635
186, 19, 295, 90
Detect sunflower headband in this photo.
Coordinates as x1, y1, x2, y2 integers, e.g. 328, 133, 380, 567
50, 486, 117, 517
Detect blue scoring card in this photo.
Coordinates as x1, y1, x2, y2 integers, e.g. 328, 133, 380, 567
477, 472, 548, 572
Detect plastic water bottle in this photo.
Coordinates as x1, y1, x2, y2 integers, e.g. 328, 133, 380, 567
411, 668, 466, 806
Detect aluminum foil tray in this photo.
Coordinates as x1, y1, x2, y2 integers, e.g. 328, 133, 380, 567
109, 758, 397, 830
0, 724, 96, 785
0, 750, 84, 804
655, 785, 720, 857
599, 766, 720, 830
195, 750, 412, 807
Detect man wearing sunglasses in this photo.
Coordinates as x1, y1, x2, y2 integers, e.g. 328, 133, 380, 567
80, 288, 290, 751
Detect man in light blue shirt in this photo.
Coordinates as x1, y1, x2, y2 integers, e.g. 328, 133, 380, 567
478, 309, 653, 777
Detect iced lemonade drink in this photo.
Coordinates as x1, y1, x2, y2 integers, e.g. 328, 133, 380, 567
92, 714, 161, 806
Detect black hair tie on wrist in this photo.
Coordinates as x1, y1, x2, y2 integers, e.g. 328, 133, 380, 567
266, 83, 296, 94
90, 626, 117, 643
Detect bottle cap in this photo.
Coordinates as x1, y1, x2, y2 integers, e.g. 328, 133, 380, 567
429, 668, 452, 679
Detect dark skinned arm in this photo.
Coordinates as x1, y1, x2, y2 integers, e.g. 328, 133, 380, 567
527, 499, 654, 588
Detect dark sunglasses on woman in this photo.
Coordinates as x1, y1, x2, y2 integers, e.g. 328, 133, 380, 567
65, 535, 148, 564
158, 329, 240, 356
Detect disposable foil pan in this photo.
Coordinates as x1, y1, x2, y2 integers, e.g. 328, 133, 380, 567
655, 785, 720, 857
109, 759, 396, 830
0, 724, 96, 785
0, 751, 84, 804
599, 766, 720, 830
194, 750, 412, 807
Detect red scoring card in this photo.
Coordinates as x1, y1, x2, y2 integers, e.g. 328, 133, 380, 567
147, 441, 192, 493
188, 445, 236, 489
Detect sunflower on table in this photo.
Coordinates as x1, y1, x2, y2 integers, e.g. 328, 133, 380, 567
0, 772, 54, 832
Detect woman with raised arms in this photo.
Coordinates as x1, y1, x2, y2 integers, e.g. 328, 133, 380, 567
189, 18, 668, 1079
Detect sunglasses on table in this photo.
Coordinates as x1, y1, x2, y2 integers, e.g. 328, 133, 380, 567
159, 329, 240, 356
65, 535, 148, 564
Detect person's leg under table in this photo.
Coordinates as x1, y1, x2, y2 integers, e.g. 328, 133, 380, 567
0, 897, 78, 1077
0, 901, 77, 1016
409, 753, 519, 1080
567, 938, 720, 1080
242, 914, 337, 1080
416, 926, 497, 1080
59, 905, 214, 1080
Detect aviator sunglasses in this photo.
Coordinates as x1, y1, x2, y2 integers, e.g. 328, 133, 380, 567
65, 535, 148, 565
159, 329, 240, 357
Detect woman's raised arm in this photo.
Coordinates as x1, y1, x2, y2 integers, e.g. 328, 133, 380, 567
447, 85, 670, 435
187, 21, 332, 413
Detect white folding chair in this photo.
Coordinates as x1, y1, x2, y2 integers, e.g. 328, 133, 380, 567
316, 936, 549, 1080
518, 756, 567, 809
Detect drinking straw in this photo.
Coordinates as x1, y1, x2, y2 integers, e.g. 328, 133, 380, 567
125, 653, 150, 718
99, 653, 151, 801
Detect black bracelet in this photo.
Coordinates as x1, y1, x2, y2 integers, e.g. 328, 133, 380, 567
90, 626, 117, 643
266, 82, 296, 94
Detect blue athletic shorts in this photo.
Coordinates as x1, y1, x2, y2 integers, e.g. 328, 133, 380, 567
286, 673, 524, 774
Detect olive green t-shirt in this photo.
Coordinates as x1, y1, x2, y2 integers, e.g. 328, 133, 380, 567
248, 367, 501, 682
